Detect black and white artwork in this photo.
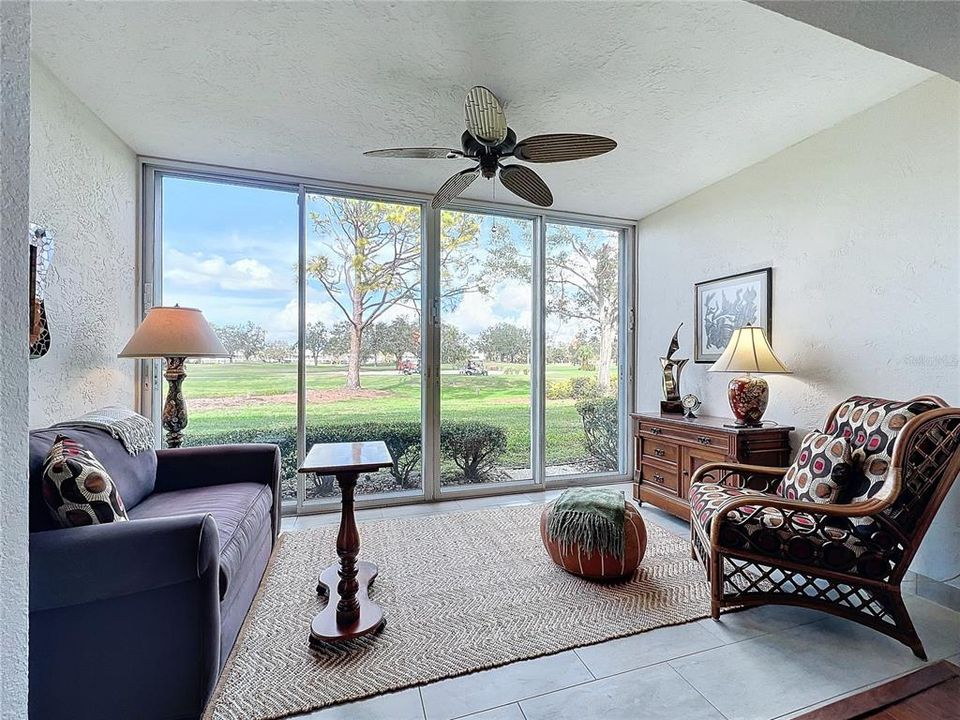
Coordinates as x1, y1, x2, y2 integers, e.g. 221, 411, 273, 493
694, 268, 771, 363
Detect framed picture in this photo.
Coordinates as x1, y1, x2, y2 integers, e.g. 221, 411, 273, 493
694, 267, 772, 363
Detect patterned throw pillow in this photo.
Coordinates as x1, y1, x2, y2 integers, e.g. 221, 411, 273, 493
42, 435, 128, 527
777, 431, 851, 504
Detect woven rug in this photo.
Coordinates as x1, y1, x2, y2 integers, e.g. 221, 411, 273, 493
204, 503, 710, 720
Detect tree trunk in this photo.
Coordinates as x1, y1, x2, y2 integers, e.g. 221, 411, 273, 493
596, 303, 616, 393
347, 324, 362, 389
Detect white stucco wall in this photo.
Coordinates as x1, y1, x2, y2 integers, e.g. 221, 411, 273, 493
0, 3, 31, 718
28, 60, 137, 428
637, 76, 960, 581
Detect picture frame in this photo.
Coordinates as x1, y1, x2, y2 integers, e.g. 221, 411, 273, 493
694, 267, 772, 363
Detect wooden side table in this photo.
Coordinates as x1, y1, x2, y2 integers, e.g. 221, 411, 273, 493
298, 441, 393, 647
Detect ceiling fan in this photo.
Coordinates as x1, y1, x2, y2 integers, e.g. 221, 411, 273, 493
364, 86, 617, 209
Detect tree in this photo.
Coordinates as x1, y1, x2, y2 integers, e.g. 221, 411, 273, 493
212, 324, 242, 362
260, 339, 292, 363
379, 316, 420, 367
305, 198, 482, 389
476, 322, 530, 363
324, 321, 351, 360
305, 321, 327, 366
441, 324, 472, 366
489, 224, 618, 391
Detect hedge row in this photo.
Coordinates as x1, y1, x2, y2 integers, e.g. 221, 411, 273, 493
183, 420, 509, 491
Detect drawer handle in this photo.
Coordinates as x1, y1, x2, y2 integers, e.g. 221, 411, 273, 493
650, 427, 663, 436
654, 448, 665, 457
653, 473, 664, 483
697, 436, 712, 445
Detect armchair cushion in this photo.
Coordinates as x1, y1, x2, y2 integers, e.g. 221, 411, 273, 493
776, 431, 851, 504
689, 483, 893, 578
41, 435, 129, 527
128, 481, 273, 601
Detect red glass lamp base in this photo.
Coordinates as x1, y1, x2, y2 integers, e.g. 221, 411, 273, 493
727, 375, 769, 427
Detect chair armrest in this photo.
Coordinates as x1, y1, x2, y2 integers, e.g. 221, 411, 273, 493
30, 514, 219, 613
692, 461, 789, 493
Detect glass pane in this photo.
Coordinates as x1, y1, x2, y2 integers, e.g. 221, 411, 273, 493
302, 193, 423, 506
545, 223, 622, 477
440, 210, 534, 490
160, 176, 300, 506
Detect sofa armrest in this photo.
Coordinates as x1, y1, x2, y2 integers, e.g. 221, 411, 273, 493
30, 513, 219, 613
156, 444, 282, 537
29, 515, 222, 720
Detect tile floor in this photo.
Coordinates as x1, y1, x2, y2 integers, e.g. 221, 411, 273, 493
279, 484, 960, 720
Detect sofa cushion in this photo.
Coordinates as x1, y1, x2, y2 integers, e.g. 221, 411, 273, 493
30, 427, 156, 532
777, 431, 851, 504
41, 435, 129, 527
128, 482, 273, 600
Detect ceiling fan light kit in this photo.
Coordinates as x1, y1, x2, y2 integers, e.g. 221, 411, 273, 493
364, 86, 617, 209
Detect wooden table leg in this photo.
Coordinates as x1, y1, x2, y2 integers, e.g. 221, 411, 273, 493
309, 471, 385, 646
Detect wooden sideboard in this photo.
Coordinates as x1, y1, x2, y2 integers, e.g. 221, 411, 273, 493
631, 412, 794, 521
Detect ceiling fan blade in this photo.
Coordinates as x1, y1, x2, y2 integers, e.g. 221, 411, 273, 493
464, 85, 508, 146
364, 147, 463, 159
513, 134, 617, 163
499, 165, 553, 207
432, 167, 480, 209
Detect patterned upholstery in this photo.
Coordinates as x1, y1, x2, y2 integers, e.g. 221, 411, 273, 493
41, 435, 129, 527
827, 396, 936, 504
689, 483, 893, 579
777, 431, 851, 503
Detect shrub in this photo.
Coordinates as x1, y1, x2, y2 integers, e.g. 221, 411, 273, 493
575, 397, 618, 471
546, 379, 574, 400
571, 377, 601, 399
439, 421, 507, 481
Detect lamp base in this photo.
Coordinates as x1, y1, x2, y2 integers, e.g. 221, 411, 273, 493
162, 356, 188, 448
727, 374, 769, 427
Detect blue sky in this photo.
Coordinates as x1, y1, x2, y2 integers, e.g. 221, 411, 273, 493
161, 176, 613, 346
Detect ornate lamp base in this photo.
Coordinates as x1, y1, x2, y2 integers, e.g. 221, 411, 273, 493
162, 356, 188, 448
726, 374, 768, 427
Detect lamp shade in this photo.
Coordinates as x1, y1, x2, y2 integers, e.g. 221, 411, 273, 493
708, 325, 790, 374
119, 306, 227, 358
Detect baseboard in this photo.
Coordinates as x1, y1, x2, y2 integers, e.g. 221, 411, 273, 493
915, 573, 960, 613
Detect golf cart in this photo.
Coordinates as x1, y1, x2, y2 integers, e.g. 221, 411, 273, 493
398, 352, 420, 375
460, 356, 488, 376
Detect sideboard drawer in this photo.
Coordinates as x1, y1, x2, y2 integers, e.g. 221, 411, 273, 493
637, 421, 733, 453
641, 437, 679, 465
639, 460, 679, 494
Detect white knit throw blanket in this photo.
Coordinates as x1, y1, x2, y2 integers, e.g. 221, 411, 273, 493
52, 406, 155, 455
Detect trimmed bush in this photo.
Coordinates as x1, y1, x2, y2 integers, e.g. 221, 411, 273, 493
546, 379, 573, 400
439, 421, 508, 481
571, 377, 602, 399
575, 397, 618, 471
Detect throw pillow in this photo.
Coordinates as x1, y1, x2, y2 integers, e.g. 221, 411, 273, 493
777, 431, 851, 504
42, 434, 129, 527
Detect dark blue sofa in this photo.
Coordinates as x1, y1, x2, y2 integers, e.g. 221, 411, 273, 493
28, 426, 280, 720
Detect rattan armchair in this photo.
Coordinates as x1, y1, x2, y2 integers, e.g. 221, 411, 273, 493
689, 395, 960, 659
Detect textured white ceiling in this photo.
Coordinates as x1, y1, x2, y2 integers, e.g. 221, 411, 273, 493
31, 1, 932, 219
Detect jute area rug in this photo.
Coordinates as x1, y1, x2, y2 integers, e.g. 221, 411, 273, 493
204, 503, 710, 720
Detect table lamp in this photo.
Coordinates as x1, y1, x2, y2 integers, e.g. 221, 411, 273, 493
708, 324, 790, 427
119, 305, 227, 448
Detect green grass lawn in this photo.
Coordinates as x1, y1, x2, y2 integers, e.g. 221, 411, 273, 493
183, 361, 615, 468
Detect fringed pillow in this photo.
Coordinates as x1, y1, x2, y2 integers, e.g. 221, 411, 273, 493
777, 431, 851, 504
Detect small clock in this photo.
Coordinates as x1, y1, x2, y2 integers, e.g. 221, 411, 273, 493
681, 393, 701, 419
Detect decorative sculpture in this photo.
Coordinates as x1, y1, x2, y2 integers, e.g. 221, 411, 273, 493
660, 323, 688, 414
28, 224, 55, 359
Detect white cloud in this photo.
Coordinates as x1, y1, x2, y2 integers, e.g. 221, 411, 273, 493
272, 297, 345, 334
164, 247, 289, 291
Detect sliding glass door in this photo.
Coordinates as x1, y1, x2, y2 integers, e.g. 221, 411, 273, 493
439, 210, 536, 493
301, 191, 424, 509
147, 163, 632, 513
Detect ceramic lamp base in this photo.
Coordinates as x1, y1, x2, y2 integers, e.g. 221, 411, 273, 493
727, 374, 769, 427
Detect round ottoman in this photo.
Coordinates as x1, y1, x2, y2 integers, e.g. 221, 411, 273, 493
540, 499, 647, 580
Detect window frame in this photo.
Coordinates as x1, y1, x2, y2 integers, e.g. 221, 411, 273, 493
139, 157, 636, 514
